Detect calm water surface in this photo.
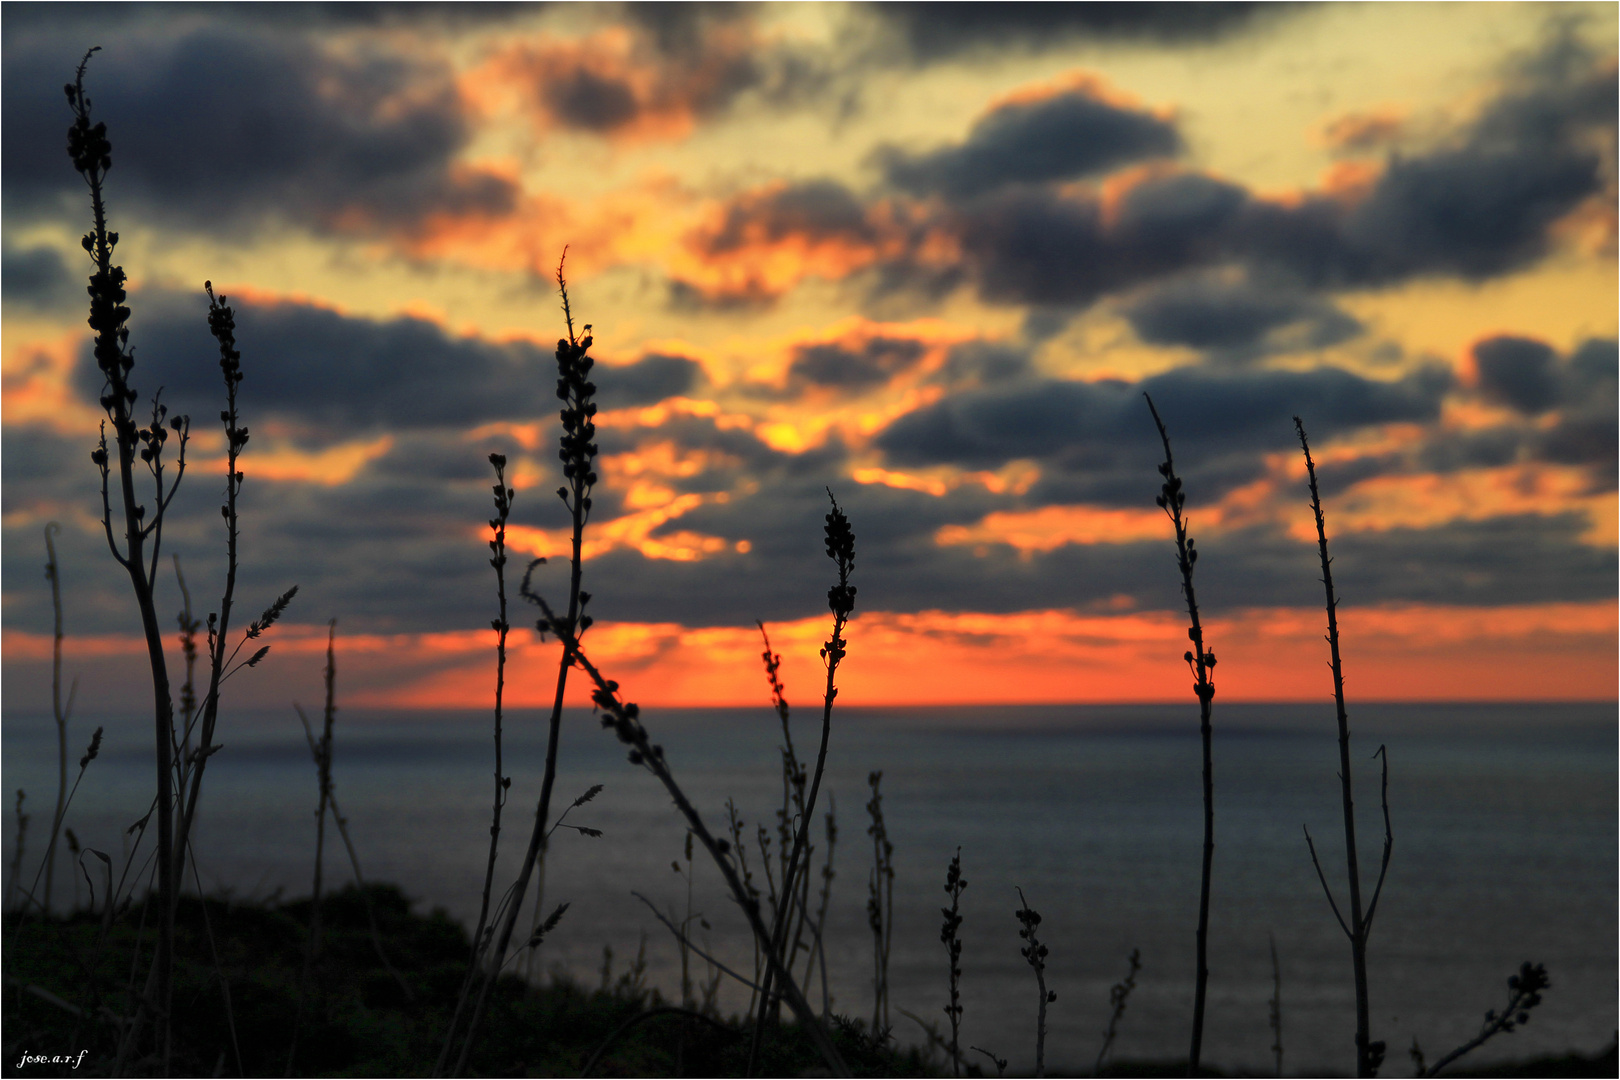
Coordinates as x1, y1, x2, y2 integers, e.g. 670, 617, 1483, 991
4, 702, 1614, 1075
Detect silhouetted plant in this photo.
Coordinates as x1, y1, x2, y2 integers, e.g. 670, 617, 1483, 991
174, 282, 296, 910
756, 620, 822, 1012
725, 798, 765, 1015
1419, 963, 1550, 1077
675, 830, 697, 1009
633, 889, 758, 1001
287, 619, 339, 1075
866, 770, 895, 1038
40, 523, 79, 916
463, 454, 514, 994
1144, 392, 1219, 1075
16, 727, 102, 929
521, 780, 601, 982
1095, 947, 1140, 1077
804, 795, 838, 1017
1295, 416, 1394, 1079
972, 1043, 1009, 1077
289, 703, 411, 1002
8, 792, 29, 915
1015, 887, 1056, 1078
65, 829, 82, 911
523, 550, 853, 1076
754, 490, 857, 1064
940, 848, 966, 1078
442, 253, 598, 1077
68, 51, 189, 1043
67, 55, 294, 1065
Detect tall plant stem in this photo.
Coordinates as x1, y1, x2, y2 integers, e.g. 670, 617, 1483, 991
1144, 394, 1217, 1076
1296, 417, 1374, 1077
435, 456, 515, 1072
752, 491, 854, 1069
471, 457, 514, 972
287, 620, 337, 1077
444, 257, 596, 1078
172, 283, 250, 894
68, 53, 185, 1060
43, 522, 78, 915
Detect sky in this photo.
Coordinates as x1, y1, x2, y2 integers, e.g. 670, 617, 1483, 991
2, 2, 1615, 713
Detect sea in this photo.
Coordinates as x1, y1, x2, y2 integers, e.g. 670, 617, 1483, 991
3, 702, 1614, 1076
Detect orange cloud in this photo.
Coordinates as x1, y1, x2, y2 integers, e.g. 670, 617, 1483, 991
936, 505, 1170, 556
186, 435, 395, 487
471, 23, 764, 143
1294, 463, 1616, 546
393, 178, 691, 280
505, 488, 742, 564
673, 183, 926, 306
1317, 105, 1408, 152
2, 333, 101, 432
852, 463, 1040, 499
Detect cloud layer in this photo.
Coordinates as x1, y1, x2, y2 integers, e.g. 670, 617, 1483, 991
2, 5, 1612, 709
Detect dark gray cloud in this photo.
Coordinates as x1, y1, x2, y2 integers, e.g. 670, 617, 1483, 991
543, 67, 642, 132
1, 241, 77, 312
596, 352, 704, 408
1329, 512, 1616, 607
863, 3, 1273, 62
876, 362, 1451, 481
788, 337, 926, 388
1535, 337, 1618, 476
1121, 276, 1363, 357
937, 341, 1033, 384
0, 3, 539, 33
1473, 334, 1616, 419
571, 496, 1615, 628
1538, 412, 1617, 473
67, 289, 704, 440
943, 173, 1245, 308
940, 126, 1604, 310
874, 39, 1613, 315
878, 83, 1181, 199
1464, 335, 1616, 475
695, 179, 877, 254
1321, 146, 1602, 285
4, 361, 1610, 651
502, 4, 830, 138
3, 24, 516, 236
1472, 335, 1561, 414
1262, 336, 1617, 494
1414, 426, 1526, 475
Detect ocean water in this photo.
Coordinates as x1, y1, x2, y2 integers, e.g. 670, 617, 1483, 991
3, 702, 1614, 1076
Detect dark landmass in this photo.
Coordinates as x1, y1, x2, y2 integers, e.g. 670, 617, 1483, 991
4, 884, 1612, 1077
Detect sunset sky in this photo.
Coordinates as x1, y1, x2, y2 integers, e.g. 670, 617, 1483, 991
3, 2, 1615, 712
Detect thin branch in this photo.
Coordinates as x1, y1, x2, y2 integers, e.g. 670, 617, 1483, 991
293, 706, 413, 1000
630, 892, 762, 992
528, 589, 848, 1077
1303, 826, 1351, 940
1363, 746, 1394, 932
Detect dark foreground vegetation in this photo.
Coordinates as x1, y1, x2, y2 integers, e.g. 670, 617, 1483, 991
4, 884, 935, 1078
7, 886, 1613, 1079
